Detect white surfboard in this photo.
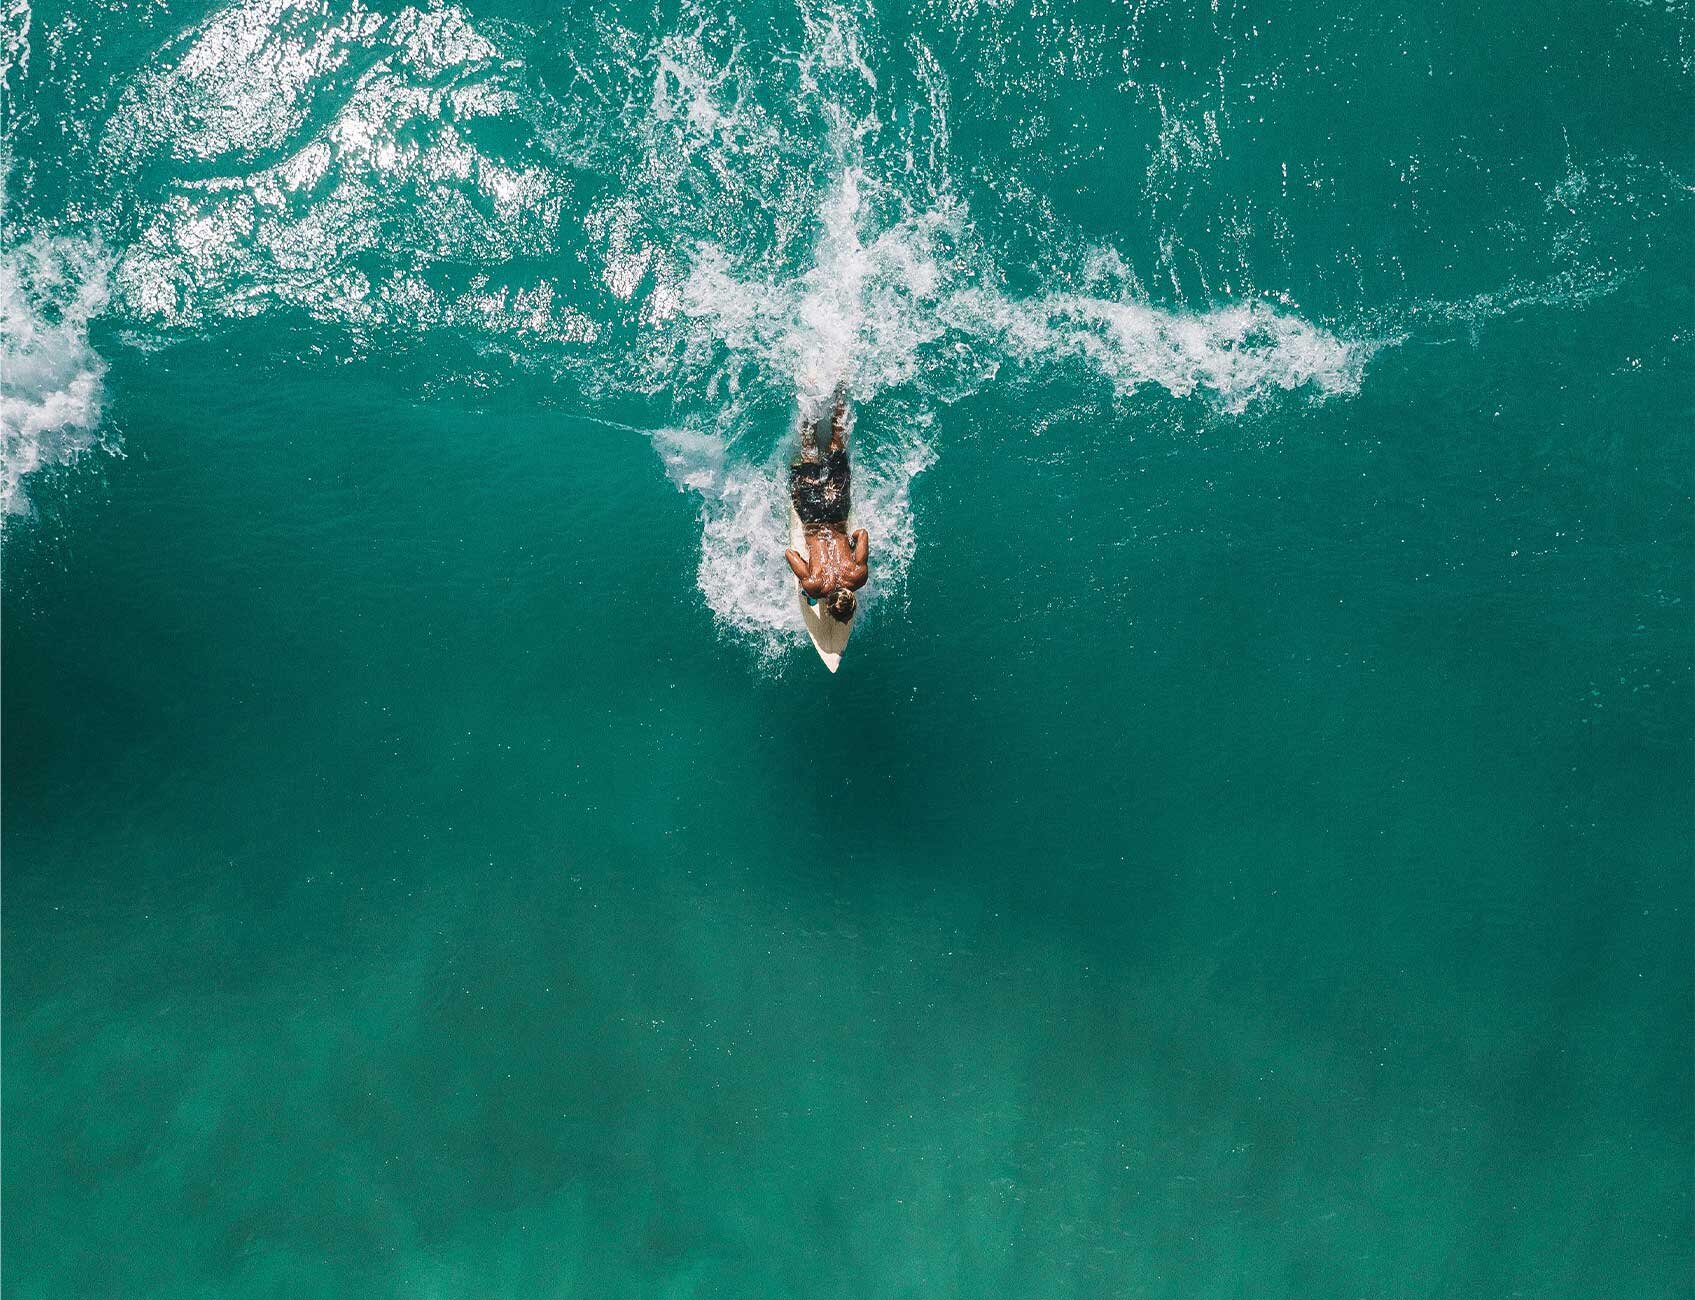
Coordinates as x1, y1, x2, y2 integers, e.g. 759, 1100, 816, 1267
788, 506, 855, 672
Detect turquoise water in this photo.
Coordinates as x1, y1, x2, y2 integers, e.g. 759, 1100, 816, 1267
4, 0, 1692, 1294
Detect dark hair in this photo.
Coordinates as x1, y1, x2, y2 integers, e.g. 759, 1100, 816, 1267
826, 588, 857, 623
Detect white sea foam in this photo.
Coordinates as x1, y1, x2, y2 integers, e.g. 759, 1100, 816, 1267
654, 164, 1365, 421
942, 290, 1366, 412
1, 230, 112, 517
559, 0, 1381, 658
642, 163, 1365, 656
674, 170, 959, 412
2, 0, 29, 92
638, 168, 953, 658
655, 412, 932, 662
102, 1, 572, 340
100, 0, 382, 165
13, 0, 1380, 659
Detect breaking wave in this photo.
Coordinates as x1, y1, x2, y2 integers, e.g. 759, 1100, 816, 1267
574, 5, 1372, 656
7, 0, 1678, 656
638, 167, 1365, 657
1, 224, 111, 517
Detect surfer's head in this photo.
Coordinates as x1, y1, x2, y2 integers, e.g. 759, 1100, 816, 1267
826, 588, 857, 623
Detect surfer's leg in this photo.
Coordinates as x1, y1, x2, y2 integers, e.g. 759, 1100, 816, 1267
829, 384, 848, 450
797, 414, 820, 459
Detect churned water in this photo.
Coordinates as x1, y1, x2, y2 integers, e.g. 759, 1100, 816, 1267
3, 0, 1691, 1295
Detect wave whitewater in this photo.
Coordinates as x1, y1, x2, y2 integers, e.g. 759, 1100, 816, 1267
1, 225, 111, 517
6, 0, 1672, 654
646, 166, 1366, 656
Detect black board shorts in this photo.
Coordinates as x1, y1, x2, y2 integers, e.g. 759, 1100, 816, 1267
790, 448, 851, 526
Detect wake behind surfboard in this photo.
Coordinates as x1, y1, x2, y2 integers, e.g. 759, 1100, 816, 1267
789, 506, 854, 672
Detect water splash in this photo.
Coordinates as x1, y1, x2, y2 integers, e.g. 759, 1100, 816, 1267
641, 163, 1365, 656
670, 170, 961, 412
1, 227, 112, 517
2, 0, 29, 93
11, 0, 1670, 666
71, 0, 1374, 647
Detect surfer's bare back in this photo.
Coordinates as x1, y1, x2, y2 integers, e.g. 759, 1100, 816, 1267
785, 386, 868, 623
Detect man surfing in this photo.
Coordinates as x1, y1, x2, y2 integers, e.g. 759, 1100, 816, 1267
785, 385, 868, 624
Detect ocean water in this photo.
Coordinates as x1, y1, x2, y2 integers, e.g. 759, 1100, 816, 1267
3, 0, 1692, 1294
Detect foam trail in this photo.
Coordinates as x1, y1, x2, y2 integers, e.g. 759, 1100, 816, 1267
656, 430, 801, 653
4, 0, 1378, 661
942, 290, 1367, 413
1, 231, 112, 517
652, 164, 1364, 657
657, 416, 933, 661
656, 172, 946, 658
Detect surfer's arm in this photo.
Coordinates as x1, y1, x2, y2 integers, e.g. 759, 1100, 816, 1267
850, 529, 868, 564
784, 549, 812, 583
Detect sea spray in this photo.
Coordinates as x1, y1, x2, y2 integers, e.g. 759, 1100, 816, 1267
650, 166, 1366, 656
1, 230, 112, 517
14, 0, 1646, 667
1, 0, 1377, 647
653, 170, 953, 658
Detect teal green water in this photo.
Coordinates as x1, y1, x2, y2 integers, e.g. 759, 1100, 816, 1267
4, 0, 1692, 1295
